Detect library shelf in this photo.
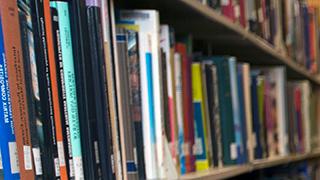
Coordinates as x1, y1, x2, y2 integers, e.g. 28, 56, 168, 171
117, 0, 320, 84
180, 151, 320, 180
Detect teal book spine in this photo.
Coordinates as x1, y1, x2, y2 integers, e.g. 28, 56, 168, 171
50, 2, 84, 179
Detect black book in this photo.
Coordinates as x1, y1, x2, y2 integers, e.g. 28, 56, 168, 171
50, 7, 74, 179
18, 1, 44, 178
87, 5, 115, 180
30, 0, 59, 178
68, 0, 97, 179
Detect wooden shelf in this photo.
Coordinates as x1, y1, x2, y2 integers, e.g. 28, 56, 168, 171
117, 0, 320, 85
180, 151, 320, 180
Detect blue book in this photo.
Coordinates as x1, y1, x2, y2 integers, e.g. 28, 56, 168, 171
228, 58, 244, 164
0, 16, 20, 179
237, 64, 248, 164
250, 71, 263, 159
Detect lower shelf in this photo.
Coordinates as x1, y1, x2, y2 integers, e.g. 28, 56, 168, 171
181, 150, 320, 180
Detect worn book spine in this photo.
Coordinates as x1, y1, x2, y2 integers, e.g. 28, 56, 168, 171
51, 7, 73, 179
0, 15, 20, 180
50, 2, 84, 179
0, 0, 35, 178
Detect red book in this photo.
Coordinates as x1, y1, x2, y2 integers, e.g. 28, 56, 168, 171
239, 0, 246, 28
221, 0, 235, 22
294, 87, 304, 153
175, 43, 195, 173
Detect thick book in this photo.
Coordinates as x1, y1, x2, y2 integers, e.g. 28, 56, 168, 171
176, 43, 195, 173
209, 57, 236, 165
30, 0, 60, 178
0, 0, 35, 178
191, 63, 210, 171
51, 7, 73, 179
86, 1, 115, 179
116, 27, 139, 180
50, 2, 84, 179
0, 15, 20, 180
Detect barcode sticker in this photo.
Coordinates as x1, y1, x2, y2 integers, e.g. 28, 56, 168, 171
221, 0, 229, 6
73, 157, 84, 179
194, 138, 203, 155
32, 148, 43, 175
230, 143, 237, 160
9, 142, 19, 174
57, 142, 66, 166
69, 159, 74, 178
23, 146, 33, 170
54, 158, 60, 177
0, 149, 3, 169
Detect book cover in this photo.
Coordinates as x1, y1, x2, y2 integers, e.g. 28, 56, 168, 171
50, 2, 84, 179
0, 14, 20, 180
191, 63, 210, 171
0, 0, 35, 178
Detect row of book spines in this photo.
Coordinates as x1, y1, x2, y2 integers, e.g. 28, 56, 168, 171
0, 0, 84, 179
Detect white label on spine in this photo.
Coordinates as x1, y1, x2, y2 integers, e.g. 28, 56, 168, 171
69, 159, 74, 178
230, 143, 237, 160
9, 142, 19, 173
221, 0, 229, 6
23, 146, 33, 170
54, 158, 60, 177
73, 157, 84, 180
194, 138, 203, 155
252, 133, 257, 149
32, 148, 43, 175
57, 141, 66, 166
94, 141, 100, 164
0, 149, 3, 169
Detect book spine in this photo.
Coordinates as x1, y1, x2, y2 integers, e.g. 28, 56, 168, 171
30, 0, 59, 178
0, 16, 20, 180
257, 76, 268, 158
191, 63, 210, 171
51, 8, 74, 179
0, 0, 35, 178
43, 4, 68, 179
51, 2, 84, 179
174, 53, 185, 174
221, 0, 235, 22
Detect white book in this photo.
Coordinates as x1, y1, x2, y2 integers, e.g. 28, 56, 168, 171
118, 10, 164, 179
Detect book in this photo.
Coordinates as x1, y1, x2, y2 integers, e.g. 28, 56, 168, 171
0, 0, 35, 178
0, 14, 20, 180
18, 1, 44, 177
176, 43, 195, 173
50, 2, 84, 179
86, 1, 115, 179
30, 0, 60, 178
116, 27, 139, 179
191, 63, 210, 171
209, 57, 236, 165
43, 3, 68, 179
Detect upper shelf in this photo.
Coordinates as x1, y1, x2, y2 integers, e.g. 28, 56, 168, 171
116, 0, 320, 84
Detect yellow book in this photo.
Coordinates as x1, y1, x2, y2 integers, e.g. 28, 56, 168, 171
191, 63, 210, 171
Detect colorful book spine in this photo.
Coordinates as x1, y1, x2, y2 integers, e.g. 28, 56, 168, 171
50, 2, 84, 179
174, 53, 185, 174
176, 43, 195, 173
228, 57, 244, 164
0, 16, 20, 180
0, 1, 35, 178
191, 63, 210, 171
44, 4, 68, 179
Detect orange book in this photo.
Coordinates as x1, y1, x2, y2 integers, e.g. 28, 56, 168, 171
0, 0, 35, 178
43, 0, 68, 179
